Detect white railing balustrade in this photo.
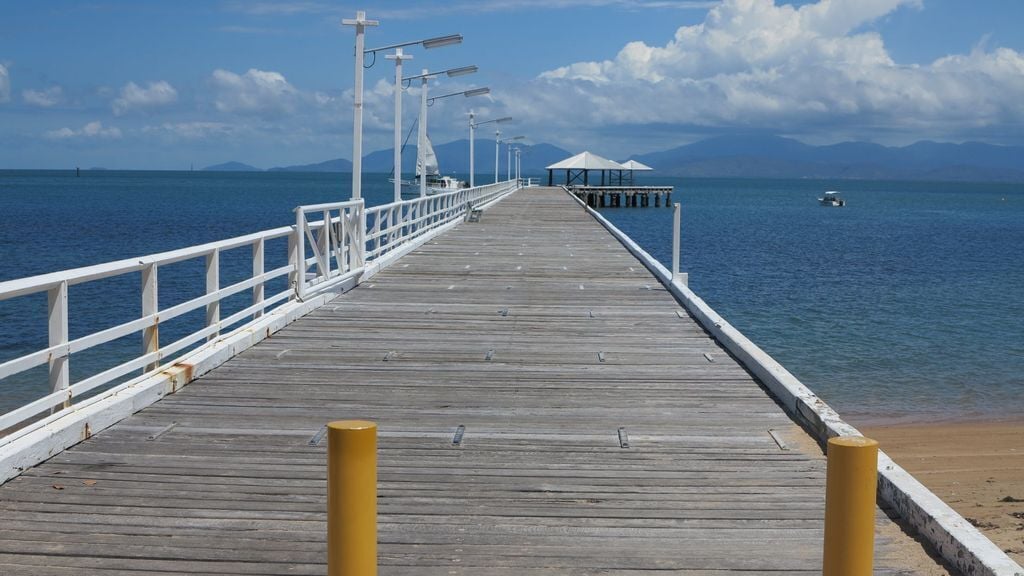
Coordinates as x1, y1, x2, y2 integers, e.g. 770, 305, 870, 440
0, 180, 520, 434
294, 199, 365, 300
0, 226, 295, 433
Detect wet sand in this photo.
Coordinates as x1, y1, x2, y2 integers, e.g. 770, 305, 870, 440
859, 419, 1024, 565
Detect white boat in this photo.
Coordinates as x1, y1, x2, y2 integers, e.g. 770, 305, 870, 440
818, 191, 846, 207
393, 136, 466, 196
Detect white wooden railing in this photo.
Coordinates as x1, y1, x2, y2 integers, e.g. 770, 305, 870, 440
0, 180, 519, 434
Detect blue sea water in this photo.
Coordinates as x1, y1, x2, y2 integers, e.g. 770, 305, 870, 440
1, 170, 1022, 424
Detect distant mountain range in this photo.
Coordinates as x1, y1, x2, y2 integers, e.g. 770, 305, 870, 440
203, 161, 260, 172
629, 135, 1024, 182
204, 135, 1024, 182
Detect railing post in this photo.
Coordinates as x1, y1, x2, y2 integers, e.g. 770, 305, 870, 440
823, 436, 879, 576
47, 280, 70, 408
141, 264, 159, 371
320, 209, 331, 278
672, 203, 680, 279
205, 249, 220, 341
252, 239, 265, 319
292, 209, 305, 301
327, 420, 377, 576
357, 202, 366, 268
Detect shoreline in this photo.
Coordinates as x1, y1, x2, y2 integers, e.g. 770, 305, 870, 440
857, 417, 1024, 565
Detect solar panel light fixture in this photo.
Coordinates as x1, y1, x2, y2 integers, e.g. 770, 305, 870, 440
446, 65, 478, 78
422, 34, 463, 49
428, 86, 490, 106
367, 33, 463, 54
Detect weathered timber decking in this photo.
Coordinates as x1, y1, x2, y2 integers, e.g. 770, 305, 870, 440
0, 187, 947, 574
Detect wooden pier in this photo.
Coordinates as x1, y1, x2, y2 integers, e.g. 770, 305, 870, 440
569, 184, 674, 208
0, 188, 950, 574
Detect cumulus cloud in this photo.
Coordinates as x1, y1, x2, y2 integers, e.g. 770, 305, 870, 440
0, 64, 10, 103
526, 0, 1024, 142
45, 121, 122, 140
23, 86, 63, 107
112, 80, 178, 115
210, 68, 298, 117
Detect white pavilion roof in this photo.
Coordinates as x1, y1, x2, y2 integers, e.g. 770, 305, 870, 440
546, 151, 625, 171
619, 159, 653, 171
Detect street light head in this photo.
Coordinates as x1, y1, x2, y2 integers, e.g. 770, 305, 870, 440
464, 87, 490, 98
446, 65, 478, 78
422, 34, 462, 49
495, 116, 513, 123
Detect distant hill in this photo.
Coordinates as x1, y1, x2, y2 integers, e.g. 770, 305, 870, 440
630, 135, 1024, 181
203, 161, 261, 172
199, 136, 1023, 181
269, 158, 353, 172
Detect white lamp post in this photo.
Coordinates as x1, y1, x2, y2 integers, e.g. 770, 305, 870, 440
468, 114, 511, 188
494, 129, 500, 184
341, 11, 378, 201
385, 48, 411, 203
403, 66, 480, 197
497, 135, 524, 183
342, 13, 462, 201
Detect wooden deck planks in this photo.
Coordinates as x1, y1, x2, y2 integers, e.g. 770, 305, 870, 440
0, 187, 947, 574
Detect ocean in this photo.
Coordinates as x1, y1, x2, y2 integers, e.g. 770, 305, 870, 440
1, 170, 1021, 424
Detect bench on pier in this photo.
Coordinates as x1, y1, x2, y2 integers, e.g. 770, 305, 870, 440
465, 201, 484, 222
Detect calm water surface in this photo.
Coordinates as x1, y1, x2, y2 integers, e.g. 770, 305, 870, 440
1, 170, 1021, 423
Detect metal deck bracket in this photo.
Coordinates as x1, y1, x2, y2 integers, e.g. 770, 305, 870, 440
146, 422, 177, 441
617, 427, 630, 449
767, 429, 790, 451
452, 425, 465, 446
308, 425, 328, 447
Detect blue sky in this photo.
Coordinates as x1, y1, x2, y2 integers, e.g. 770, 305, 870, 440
1, 0, 1022, 169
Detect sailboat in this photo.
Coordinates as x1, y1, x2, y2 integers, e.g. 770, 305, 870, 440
394, 136, 467, 196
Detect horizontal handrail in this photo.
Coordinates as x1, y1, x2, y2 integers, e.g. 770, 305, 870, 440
0, 226, 293, 302
1, 180, 521, 435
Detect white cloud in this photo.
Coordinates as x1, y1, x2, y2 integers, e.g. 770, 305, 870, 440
112, 80, 178, 115
23, 86, 63, 107
210, 68, 298, 116
0, 64, 10, 103
525, 0, 1024, 143
45, 121, 122, 140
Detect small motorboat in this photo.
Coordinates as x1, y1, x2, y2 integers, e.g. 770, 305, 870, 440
819, 191, 846, 207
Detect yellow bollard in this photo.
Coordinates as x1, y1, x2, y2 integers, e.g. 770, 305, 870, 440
327, 420, 377, 576
823, 435, 879, 576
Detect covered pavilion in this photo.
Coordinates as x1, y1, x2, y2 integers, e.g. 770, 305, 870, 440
617, 159, 654, 185
545, 151, 625, 186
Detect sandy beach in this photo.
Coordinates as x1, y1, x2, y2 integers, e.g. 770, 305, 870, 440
859, 419, 1024, 565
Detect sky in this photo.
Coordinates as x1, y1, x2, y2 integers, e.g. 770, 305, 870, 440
1, 0, 1023, 169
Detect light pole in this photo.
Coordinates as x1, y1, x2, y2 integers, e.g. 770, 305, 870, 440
342, 12, 461, 200
497, 135, 524, 182
403, 66, 480, 197
341, 11, 378, 201
514, 147, 521, 183
468, 113, 511, 188
385, 48, 411, 203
